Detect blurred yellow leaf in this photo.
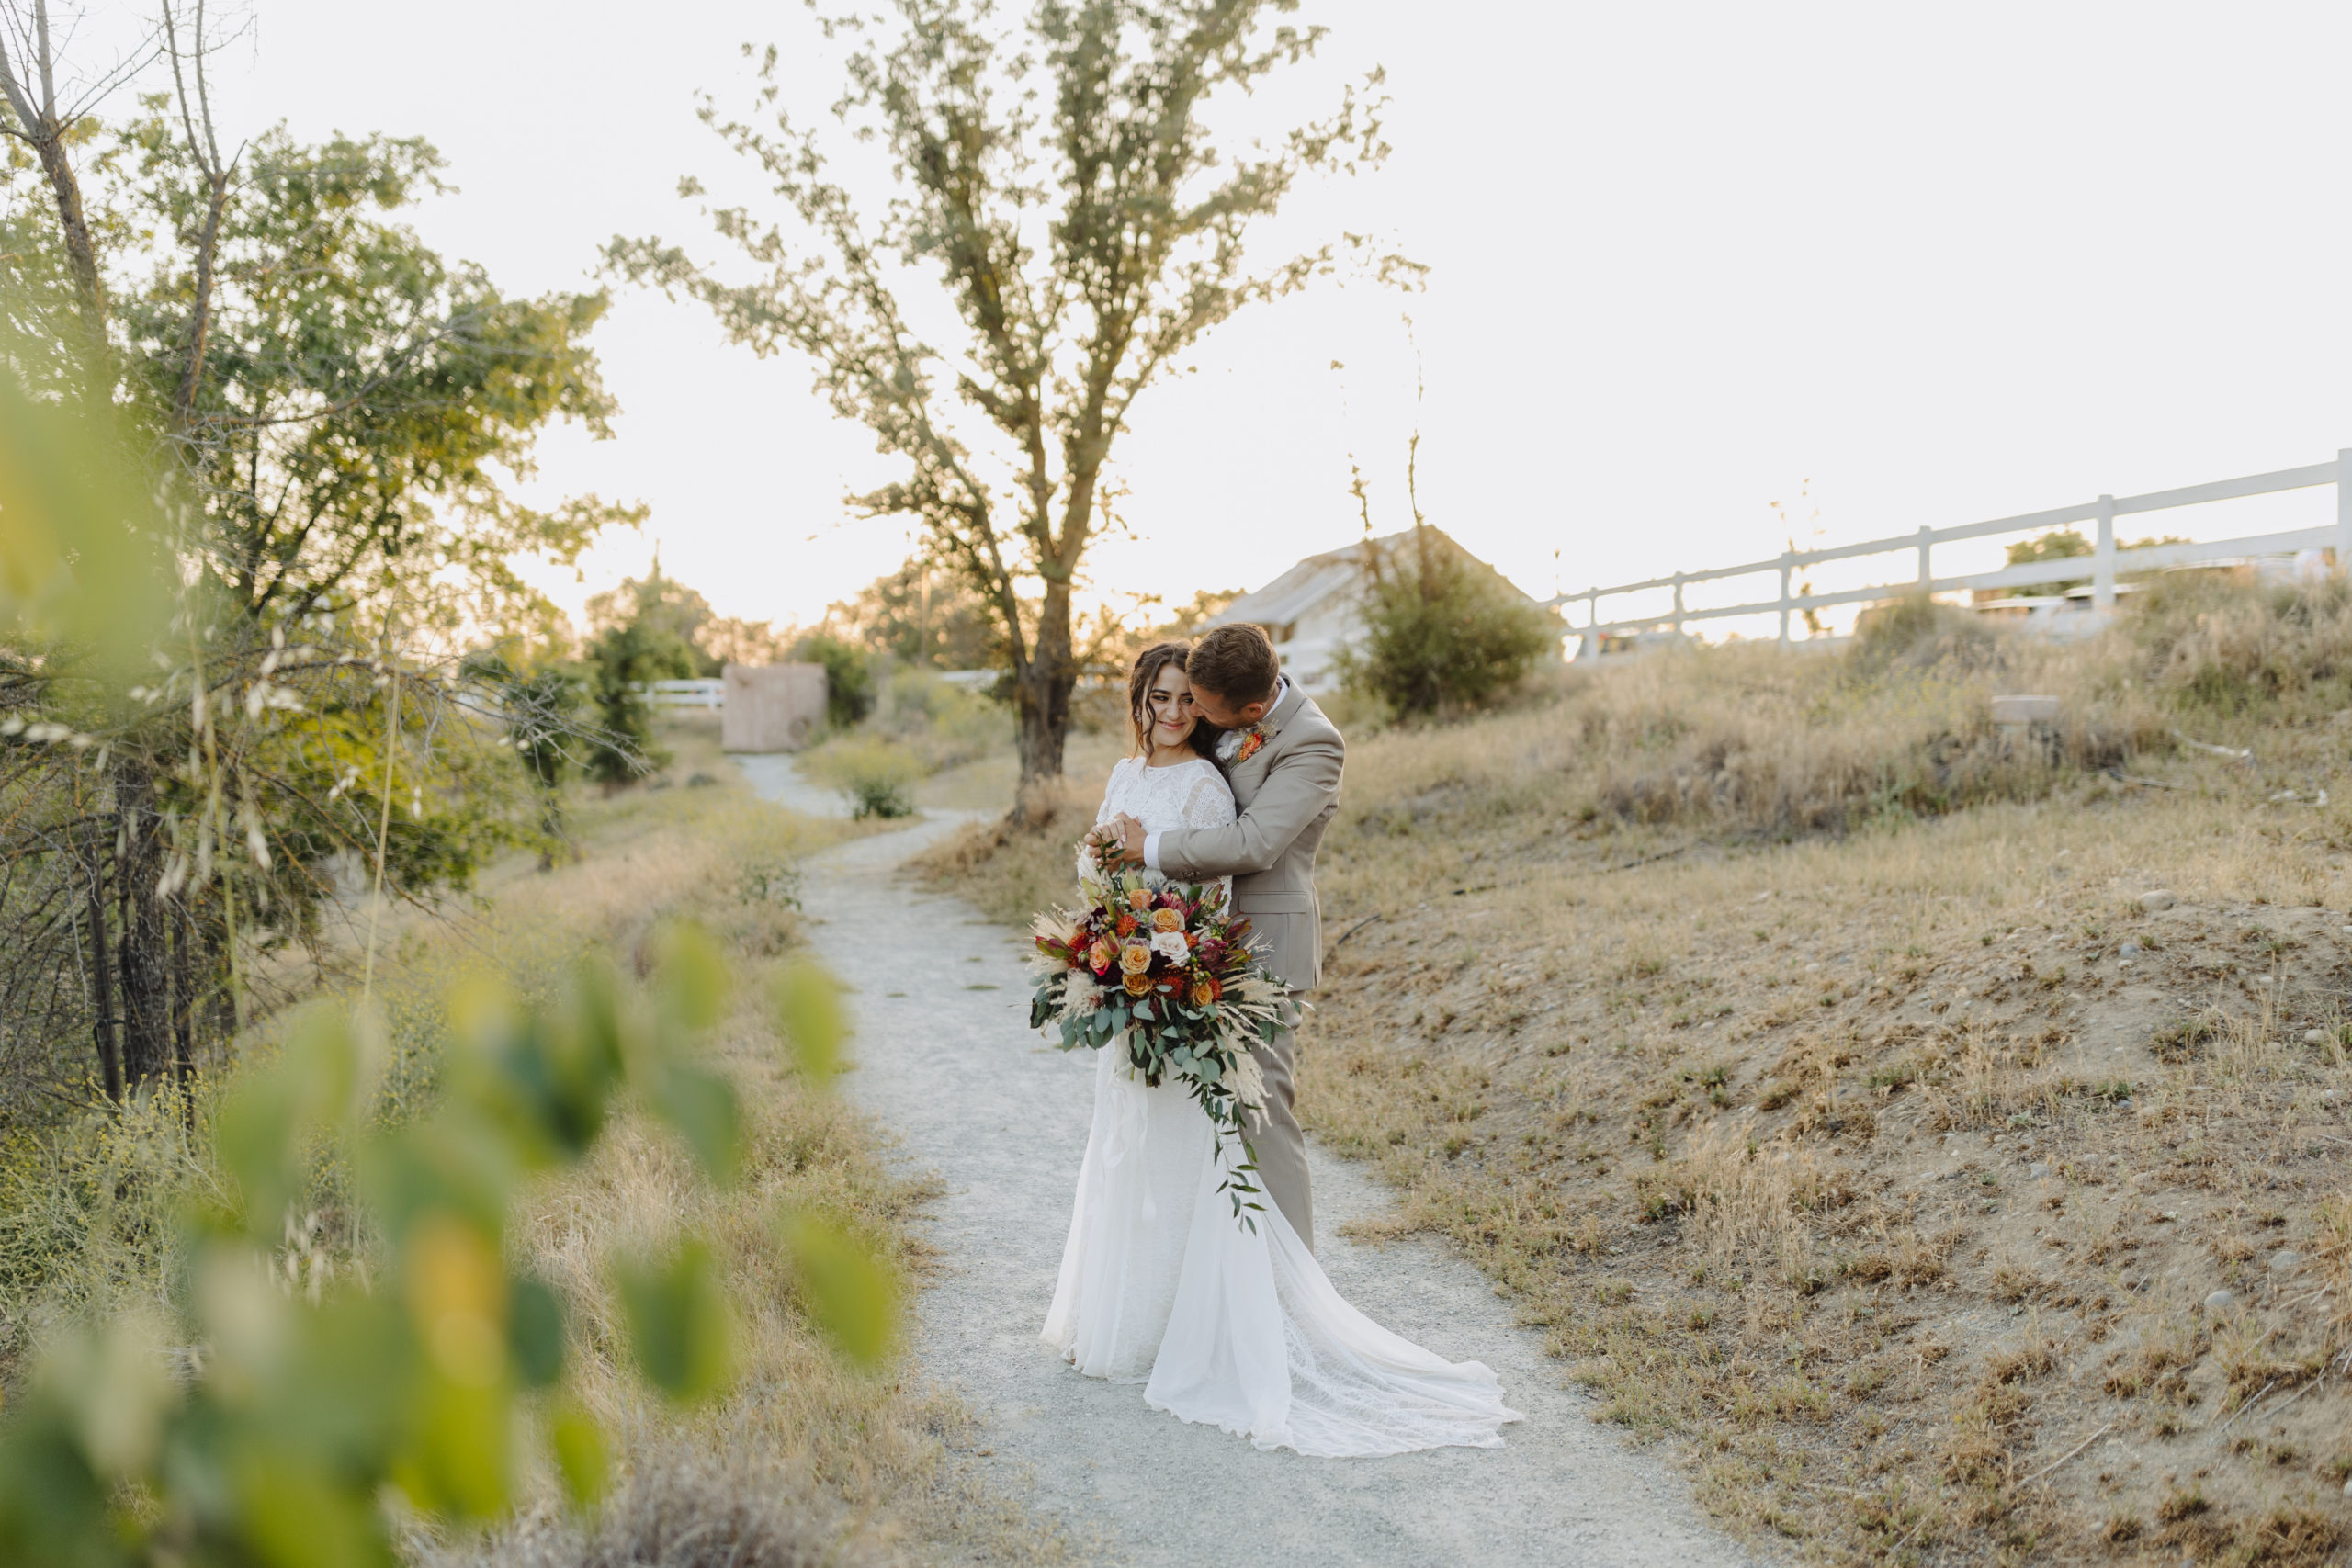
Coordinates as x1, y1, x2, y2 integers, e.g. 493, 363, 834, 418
41, 1313, 174, 1482
548, 1400, 608, 1508
403, 1216, 508, 1389
213, 1007, 359, 1237
780, 1213, 899, 1371
771, 961, 844, 1086
392, 1371, 512, 1523
616, 1239, 733, 1404
0, 363, 170, 669
655, 921, 730, 1036
650, 1061, 741, 1186
231, 1443, 394, 1568
507, 1276, 565, 1389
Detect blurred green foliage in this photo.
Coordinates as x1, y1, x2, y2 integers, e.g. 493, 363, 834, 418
0, 930, 894, 1566
793, 632, 877, 732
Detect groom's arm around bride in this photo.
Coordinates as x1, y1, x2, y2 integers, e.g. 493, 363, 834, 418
1114, 624, 1344, 1250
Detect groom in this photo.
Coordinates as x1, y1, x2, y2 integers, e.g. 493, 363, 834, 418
1110, 623, 1343, 1252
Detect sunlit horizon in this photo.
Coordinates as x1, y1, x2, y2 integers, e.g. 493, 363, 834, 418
141, 0, 2352, 643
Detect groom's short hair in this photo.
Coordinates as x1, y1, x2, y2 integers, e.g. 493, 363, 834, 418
1188, 624, 1280, 705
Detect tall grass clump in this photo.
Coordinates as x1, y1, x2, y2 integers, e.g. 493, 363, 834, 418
1329, 595, 2199, 849
2122, 572, 2352, 718
800, 737, 923, 818
867, 666, 1006, 771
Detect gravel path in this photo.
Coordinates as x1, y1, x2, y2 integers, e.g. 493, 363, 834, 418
785, 805, 1766, 1568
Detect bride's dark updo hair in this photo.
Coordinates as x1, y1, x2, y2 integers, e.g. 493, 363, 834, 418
1126, 640, 1218, 761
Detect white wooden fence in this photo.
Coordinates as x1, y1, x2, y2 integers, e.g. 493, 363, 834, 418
1547, 449, 2352, 648
639, 671, 998, 708
646, 679, 725, 709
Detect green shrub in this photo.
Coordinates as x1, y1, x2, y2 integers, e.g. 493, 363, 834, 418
800, 736, 922, 818
2123, 573, 2352, 716
1849, 593, 1995, 672
585, 619, 698, 785
1338, 525, 1556, 718
870, 666, 1005, 770
793, 634, 876, 731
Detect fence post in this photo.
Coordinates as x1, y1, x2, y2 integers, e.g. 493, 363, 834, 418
2093, 493, 2116, 610
1915, 525, 1932, 590
2338, 451, 2352, 574
1777, 551, 1793, 648
1671, 571, 1685, 639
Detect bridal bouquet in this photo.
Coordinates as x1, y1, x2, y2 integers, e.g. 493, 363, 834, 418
1028, 829, 1287, 1227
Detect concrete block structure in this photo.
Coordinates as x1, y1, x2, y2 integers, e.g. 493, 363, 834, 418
721, 662, 828, 752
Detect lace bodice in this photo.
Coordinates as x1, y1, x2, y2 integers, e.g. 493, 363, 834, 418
1097, 755, 1235, 837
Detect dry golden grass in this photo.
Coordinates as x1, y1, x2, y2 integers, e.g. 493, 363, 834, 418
927, 583, 2352, 1566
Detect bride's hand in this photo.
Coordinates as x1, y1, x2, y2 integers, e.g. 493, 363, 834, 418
1112, 813, 1148, 868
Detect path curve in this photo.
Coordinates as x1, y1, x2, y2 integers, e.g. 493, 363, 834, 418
786, 807, 1767, 1568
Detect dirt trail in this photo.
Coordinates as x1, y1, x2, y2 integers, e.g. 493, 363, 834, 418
786, 806, 1768, 1568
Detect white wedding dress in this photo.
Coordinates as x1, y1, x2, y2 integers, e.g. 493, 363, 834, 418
1041, 754, 1521, 1456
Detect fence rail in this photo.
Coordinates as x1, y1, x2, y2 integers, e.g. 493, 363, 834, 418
645, 679, 725, 709
1547, 450, 2352, 645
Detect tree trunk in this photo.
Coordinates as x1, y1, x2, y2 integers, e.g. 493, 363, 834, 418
170, 173, 230, 434
28, 128, 112, 402
170, 896, 196, 1094
113, 762, 175, 1087
1011, 577, 1077, 822
80, 834, 122, 1102
198, 901, 236, 1045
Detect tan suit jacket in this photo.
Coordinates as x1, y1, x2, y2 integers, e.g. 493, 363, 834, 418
1156, 684, 1343, 991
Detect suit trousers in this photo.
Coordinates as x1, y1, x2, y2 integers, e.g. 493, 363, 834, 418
1247, 998, 1313, 1251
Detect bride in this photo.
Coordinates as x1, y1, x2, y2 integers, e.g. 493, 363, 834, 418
1041, 640, 1521, 1457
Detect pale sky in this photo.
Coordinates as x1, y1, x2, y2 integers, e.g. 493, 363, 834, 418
107, 3, 2352, 637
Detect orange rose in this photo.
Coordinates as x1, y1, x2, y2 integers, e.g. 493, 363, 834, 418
1118, 942, 1152, 975
1148, 907, 1183, 933
1189, 977, 1214, 1007
1089, 939, 1116, 971
1126, 887, 1154, 913
1123, 971, 1152, 996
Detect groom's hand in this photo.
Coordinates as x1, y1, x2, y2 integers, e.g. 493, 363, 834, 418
1113, 814, 1148, 868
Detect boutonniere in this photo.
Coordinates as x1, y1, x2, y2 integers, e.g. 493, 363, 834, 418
1234, 724, 1270, 764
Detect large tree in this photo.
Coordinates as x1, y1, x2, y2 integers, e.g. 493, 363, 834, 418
2, 6, 633, 1105
610, 0, 1398, 810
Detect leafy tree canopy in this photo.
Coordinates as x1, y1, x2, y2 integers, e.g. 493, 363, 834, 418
608, 0, 1408, 808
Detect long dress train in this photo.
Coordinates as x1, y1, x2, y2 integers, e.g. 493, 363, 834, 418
1041, 754, 1521, 1457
